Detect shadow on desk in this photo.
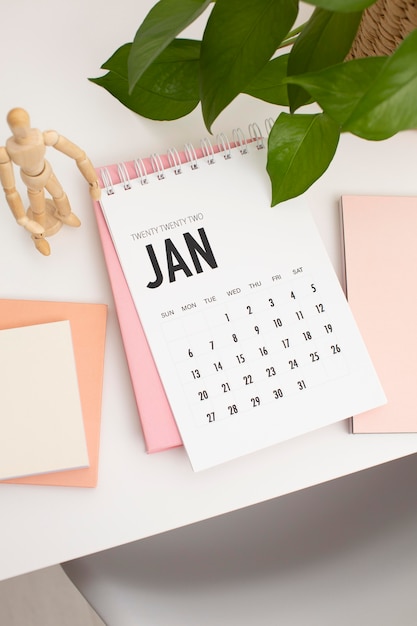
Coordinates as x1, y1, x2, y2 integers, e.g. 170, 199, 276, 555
65, 453, 417, 626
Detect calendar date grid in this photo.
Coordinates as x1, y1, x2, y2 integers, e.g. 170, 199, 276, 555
161, 273, 347, 426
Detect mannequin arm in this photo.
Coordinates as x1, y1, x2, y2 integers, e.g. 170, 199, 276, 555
44, 131, 101, 200
0, 147, 44, 234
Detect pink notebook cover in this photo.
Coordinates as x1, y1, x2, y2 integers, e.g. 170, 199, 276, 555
341, 195, 417, 433
94, 158, 182, 453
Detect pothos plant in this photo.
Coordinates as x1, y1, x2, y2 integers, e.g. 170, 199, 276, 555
91, 0, 417, 205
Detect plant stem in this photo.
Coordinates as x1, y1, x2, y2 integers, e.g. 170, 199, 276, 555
278, 21, 308, 49
278, 35, 298, 49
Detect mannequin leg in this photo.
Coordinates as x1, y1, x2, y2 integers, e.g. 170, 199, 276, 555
45, 172, 81, 227
27, 187, 51, 256
27, 187, 46, 222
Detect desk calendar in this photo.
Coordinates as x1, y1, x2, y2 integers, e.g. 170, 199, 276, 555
98, 131, 386, 471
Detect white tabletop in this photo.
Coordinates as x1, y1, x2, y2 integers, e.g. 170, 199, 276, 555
1, 0, 417, 582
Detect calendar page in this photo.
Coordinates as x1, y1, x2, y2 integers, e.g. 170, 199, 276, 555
99, 142, 386, 471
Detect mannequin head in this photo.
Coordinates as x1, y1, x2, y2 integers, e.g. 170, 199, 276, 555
7, 108, 31, 140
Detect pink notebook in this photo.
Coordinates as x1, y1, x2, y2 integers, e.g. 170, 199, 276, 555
94, 160, 182, 453
341, 195, 417, 433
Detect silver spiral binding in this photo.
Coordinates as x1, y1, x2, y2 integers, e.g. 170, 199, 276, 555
248, 122, 265, 149
100, 119, 272, 194
134, 158, 148, 185
265, 117, 275, 135
167, 147, 182, 175
200, 137, 215, 164
232, 128, 248, 155
216, 132, 232, 159
100, 168, 114, 196
184, 142, 199, 170
150, 152, 165, 180
117, 162, 131, 191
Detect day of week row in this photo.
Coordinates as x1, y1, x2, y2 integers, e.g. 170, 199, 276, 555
160, 280, 318, 319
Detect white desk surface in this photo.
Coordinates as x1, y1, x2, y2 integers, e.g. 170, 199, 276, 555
1, 0, 416, 582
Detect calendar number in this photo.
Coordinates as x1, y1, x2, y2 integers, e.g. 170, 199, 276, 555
259, 346, 268, 356
213, 361, 223, 371
331, 344, 341, 354
236, 353, 245, 364
228, 404, 238, 415
273, 388, 284, 399
222, 382, 231, 393
266, 367, 276, 377
243, 374, 253, 385
251, 396, 261, 407
191, 369, 200, 379
198, 390, 209, 400
324, 324, 333, 334
310, 351, 319, 362
297, 380, 307, 390
315, 303, 325, 313
207, 412, 215, 423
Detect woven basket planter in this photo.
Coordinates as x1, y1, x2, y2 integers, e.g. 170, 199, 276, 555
348, 0, 417, 58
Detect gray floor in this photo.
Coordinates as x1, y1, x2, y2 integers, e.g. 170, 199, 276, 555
0, 566, 105, 626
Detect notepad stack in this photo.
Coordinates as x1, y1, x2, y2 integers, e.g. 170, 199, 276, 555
0, 300, 107, 487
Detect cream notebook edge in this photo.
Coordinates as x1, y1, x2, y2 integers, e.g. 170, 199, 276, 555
0, 320, 89, 479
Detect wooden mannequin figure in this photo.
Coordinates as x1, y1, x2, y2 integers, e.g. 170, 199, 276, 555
0, 107, 100, 255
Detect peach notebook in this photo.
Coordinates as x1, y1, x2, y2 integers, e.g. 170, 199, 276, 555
341, 195, 417, 433
0, 299, 107, 487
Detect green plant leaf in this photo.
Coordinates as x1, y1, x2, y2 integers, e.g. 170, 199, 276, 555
304, 0, 376, 11
267, 112, 340, 205
342, 29, 417, 139
101, 44, 133, 77
286, 56, 385, 124
243, 55, 289, 106
128, 0, 211, 92
288, 8, 362, 112
286, 28, 417, 139
90, 40, 200, 121
200, 0, 298, 130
